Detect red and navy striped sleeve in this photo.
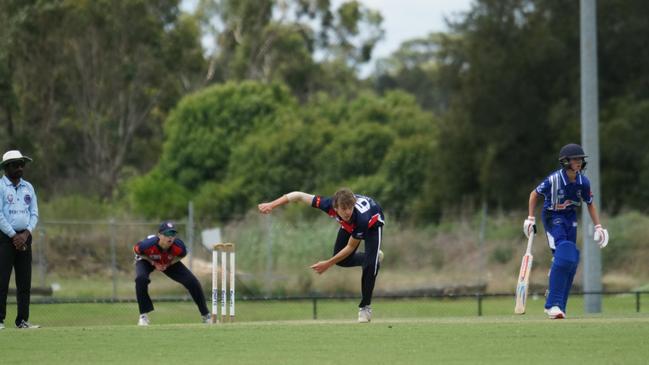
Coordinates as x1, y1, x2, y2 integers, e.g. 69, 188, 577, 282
312, 196, 336, 217
134, 236, 158, 255
170, 239, 187, 258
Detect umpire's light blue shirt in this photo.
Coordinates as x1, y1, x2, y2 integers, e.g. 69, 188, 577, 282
0, 175, 39, 237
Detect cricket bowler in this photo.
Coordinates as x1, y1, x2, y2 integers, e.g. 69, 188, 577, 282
258, 188, 384, 323
524, 143, 609, 319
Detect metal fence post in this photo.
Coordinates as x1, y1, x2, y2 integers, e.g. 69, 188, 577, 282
188, 201, 194, 270
477, 294, 483, 316
581, 0, 603, 314
110, 218, 117, 300
38, 226, 47, 288
477, 201, 487, 286
312, 297, 318, 320
636, 292, 640, 313
266, 215, 274, 292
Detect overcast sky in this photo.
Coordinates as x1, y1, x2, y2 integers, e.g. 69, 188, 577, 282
332, 0, 473, 59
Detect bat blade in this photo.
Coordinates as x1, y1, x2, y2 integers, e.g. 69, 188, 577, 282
514, 253, 533, 314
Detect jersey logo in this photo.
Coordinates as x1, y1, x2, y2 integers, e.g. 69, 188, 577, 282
355, 198, 370, 213
7, 194, 13, 203
24, 194, 31, 205
555, 199, 581, 210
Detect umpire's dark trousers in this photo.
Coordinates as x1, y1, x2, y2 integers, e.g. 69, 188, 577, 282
0, 231, 32, 326
135, 259, 209, 315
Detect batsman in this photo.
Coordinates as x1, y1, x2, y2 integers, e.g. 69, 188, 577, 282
524, 143, 609, 319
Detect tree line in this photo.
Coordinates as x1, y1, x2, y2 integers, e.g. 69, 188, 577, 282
2, 0, 649, 222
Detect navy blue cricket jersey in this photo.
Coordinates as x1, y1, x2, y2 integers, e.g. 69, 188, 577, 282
312, 194, 385, 239
535, 169, 593, 215
134, 236, 187, 266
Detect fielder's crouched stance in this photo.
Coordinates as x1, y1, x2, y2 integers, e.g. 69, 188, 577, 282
259, 188, 384, 323
133, 221, 210, 326
525, 144, 609, 319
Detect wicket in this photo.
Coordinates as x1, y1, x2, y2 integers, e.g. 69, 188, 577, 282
211, 243, 235, 324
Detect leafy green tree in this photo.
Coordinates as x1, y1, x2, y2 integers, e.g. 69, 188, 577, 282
194, 0, 383, 99
600, 98, 649, 212
204, 120, 326, 220
130, 81, 297, 218
303, 90, 439, 218
159, 81, 296, 189
128, 170, 190, 218
60, 0, 206, 196
376, 136, 438, 220
420, 0, 582, 212
131, 80, 439, 221
374, 33, 450, 112
0, 0, 206, 197
426, 0, 649, 213
313, 123, 395, 185
0, 4, 16, 146
0, 0, 70, 189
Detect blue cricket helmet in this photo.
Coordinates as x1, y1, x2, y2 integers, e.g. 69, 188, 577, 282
558, 143, 588, 169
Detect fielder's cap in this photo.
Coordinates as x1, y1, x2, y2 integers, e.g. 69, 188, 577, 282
158, 221, 177, 235
1, 150, 32, 167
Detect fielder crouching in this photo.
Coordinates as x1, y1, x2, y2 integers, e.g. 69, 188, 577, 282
525, 143, 609, 319
133, 221, 210, 326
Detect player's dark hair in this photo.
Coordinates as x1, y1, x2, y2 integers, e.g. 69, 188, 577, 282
332, 188, 356, 209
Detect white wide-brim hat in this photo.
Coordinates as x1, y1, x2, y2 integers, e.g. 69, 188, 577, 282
1, 150, 33, 167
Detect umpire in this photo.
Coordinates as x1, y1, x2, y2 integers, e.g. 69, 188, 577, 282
0, 150, 39, 329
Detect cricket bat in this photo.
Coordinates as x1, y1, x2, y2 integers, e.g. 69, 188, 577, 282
514, 226, 536, 314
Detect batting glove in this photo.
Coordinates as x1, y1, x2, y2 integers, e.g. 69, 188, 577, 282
594, 224, 609, 248
523, 216, 536, 238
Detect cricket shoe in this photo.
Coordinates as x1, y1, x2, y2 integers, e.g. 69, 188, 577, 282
16, 320, 40, 329
378, 250, 384, 263
358, 306, 372, 323
201, 313, 211, 324
0, 321, 4, 330
138, 314, 150, 326
544, 306, 565, 319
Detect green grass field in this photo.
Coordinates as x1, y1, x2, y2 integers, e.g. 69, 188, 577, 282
1, 296, 649, 364
3, 293, 648, 326
1, 316, 648, 364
